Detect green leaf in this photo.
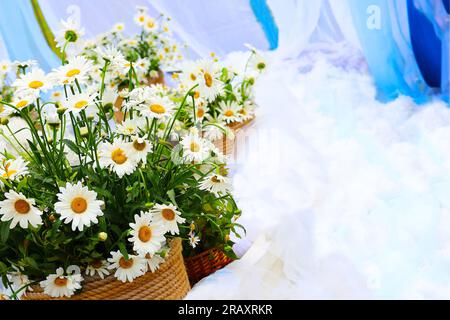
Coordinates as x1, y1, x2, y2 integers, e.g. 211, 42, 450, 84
0, 221, 11, 243
167, 189, 178, 207
118, 243, 129, 260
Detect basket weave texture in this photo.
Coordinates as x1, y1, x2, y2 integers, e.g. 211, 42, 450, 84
184, 247, 233, 286
213, 117, 254, 155
22, 238, 190, 300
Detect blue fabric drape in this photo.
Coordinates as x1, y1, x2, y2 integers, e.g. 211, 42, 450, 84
410, 0, 449, 102
0, 0, 59, 71
250, 0, 279, 50
348, 0, 432, 103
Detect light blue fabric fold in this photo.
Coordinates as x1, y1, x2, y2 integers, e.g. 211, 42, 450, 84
0, 0, 59, 71
348, 0, 432, 103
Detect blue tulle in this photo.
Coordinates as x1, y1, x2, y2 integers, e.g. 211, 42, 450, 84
0, 0, 59, 71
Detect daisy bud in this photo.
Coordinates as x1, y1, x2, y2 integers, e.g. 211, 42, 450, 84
190, 222, 196, 231
224, 234, 230, 242
248, 77, 255, 85
145, 202, 154, 208
57, 106, 67, 115
103, 103, 114, 112
98, 232, 108, 242
202, 203, 213, 212
149, 70, 159, 79
0, 117, 9, 126
80, 127, 89, 138
48, 214, 56, 222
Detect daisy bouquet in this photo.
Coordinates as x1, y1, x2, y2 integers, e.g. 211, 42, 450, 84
0, 45, 242, 299
80, 6, 182, 91
172, 47, 267, 142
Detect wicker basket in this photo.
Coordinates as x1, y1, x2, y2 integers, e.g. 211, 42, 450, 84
184, 247, 234, 286
22, 238, 190, 300
213, 117, 255, 155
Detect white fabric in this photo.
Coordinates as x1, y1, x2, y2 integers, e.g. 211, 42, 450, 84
38, 0, 269, 58
187, 50, 450, 300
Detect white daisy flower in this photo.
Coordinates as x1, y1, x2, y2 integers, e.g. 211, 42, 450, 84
247, 52, 267, 74
134, 12, 149, 26
218, 101, 241, 124
130, 137, 152, 164
40, 267, 83, 298
135, 58, 150, 74
180, 133, 210, 162
178, 61, 201, 89
98, 139, 138, 178
199, 173, 231, 196
63, 92, 95, 114
51, 90, 64, 102
107, 251, 146, 283
10, 92, 37, 111
85, 260, 110, 279
189, 232, 200, 248
237, 101, 256, 121
196, 59, 224, 102
7, 268, 33, 298
54, 181, 104, 232
116, 118, 144, 136
143, 17, 158, 32
0, 103, 13, 118
100, 87, 118, 108
128, 211, 166, 255
112, 23, 125, 33
55, 17, 85, 53
144, 253, 165, 273
50, 56, 93, 86
0, 60, 11, 74
0, 157, 28, 181
0, 190, 42, 229
13, 68, 52, 93
150, 203, 185, 235
94, 46, 125, 64
140, 95, 175, 120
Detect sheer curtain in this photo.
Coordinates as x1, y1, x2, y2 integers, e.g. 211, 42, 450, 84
38, 0, 270, 58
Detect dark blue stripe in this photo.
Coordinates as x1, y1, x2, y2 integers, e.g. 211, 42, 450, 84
250, 0, 279, 50
407, 0, 442, 88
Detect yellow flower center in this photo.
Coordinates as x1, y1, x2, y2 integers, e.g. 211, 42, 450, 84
224, 110, 234, 117
111, 148, 128, 164
139, 16, 145, 22
190, 142, 200, 153
14, 199, 30, 214
3, 169, 17, 178
150, 104, 166, 114
74, 100, 88, 109
119, 257, 134, 269
189, 73, 197, 81
133, 140, 147, 151
196, 108, 205, 118
66, 69, 81, 77
162, 208, 175, 221
138, 226, 152, 242
71, 197, 88, 214
29, 81, 44, 89
16, 100, 28, 109
239, 109, 247, 116
54, 277, 68, 287
193, 91, 200, 99
204, 72, 213, 87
